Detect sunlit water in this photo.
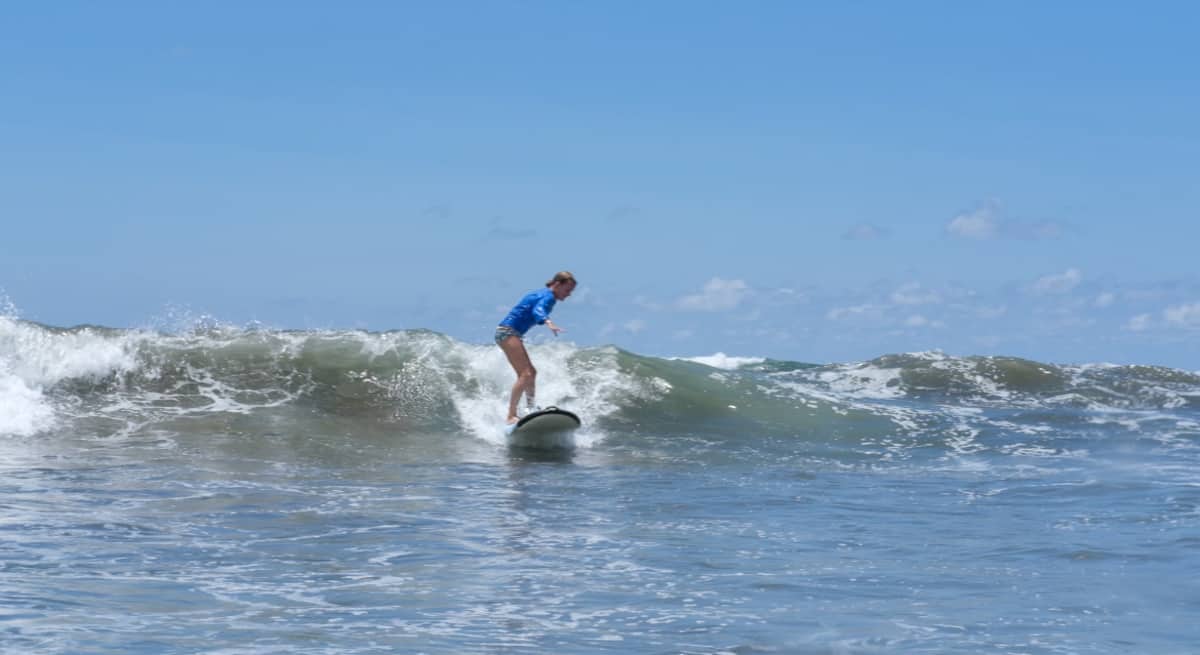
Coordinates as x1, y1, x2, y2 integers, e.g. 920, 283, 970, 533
1, 321, 1197, 653
4, 419, 1197, 654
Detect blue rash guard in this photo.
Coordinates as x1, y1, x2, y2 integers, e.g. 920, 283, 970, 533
499, 288, 557, 336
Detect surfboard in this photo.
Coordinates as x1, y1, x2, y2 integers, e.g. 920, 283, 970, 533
504, 406, 581, 449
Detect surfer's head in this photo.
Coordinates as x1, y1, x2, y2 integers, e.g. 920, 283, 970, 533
546, 271, 577, 300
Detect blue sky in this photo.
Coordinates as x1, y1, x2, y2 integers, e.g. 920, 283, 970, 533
2, 2, 1198, 368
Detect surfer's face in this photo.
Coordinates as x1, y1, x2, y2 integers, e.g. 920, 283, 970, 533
552, 280, 576, 301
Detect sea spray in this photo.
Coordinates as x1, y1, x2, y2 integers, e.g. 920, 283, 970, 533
2, 320, 1198, 453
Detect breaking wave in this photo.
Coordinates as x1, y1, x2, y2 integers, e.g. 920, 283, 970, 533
3, 319, 1198, 456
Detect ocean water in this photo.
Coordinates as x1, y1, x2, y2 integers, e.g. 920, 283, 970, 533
2, 317, 1198, 654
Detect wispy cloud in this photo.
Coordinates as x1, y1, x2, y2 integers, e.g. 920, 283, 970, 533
1106, 297, 1199, 333
904, 314, 945, 328
564, 286, 594, 306
676, 278, 749, 312
624, 319, 647, 334
600, 319, 647, 337
945, 201, 1070, 241
826, 303, 883, 321
842, 223, 890, 240
634, 295, 663, 311
1032, 268, 1082, 295
890, 282, 942, 306
945, 205, 999, 240
1164, 301, 1200, 328
975, 305, 1007, 319
1126, 313, 1153, 332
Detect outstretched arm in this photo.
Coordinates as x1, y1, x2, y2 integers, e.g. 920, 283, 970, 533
532, 296, 562, 335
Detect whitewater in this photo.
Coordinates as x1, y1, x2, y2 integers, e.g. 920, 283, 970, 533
2, 316, 1198, 653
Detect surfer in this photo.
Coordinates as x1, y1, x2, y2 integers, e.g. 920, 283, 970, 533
495, 271, 577, 425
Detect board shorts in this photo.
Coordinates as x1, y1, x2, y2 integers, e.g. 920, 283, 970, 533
494, 325, 522, 345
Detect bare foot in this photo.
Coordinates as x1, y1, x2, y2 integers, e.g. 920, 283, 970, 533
506, 416, 519, 425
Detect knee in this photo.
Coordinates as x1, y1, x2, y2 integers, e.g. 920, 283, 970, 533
519, 366, 537, 383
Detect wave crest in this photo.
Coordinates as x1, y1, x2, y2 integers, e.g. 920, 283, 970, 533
2, 320, 1197, 443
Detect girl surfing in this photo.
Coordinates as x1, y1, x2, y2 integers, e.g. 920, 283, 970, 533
495, 271, 577, 424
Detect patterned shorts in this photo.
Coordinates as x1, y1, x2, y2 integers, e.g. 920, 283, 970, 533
494, 325, 522, 345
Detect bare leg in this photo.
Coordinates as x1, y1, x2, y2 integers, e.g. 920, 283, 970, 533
498, 336, 536, 424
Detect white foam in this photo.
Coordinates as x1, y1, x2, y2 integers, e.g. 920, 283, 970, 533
0, 317, 145, 437
674, 352, 765, 370
446, 341, 640, 448
0, 372, 56, 436
0, 317, 140, 387
286, 330, 628, 448
815, 362, 905, 400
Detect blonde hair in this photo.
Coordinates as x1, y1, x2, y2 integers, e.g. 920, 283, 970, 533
546, 271, 577, 287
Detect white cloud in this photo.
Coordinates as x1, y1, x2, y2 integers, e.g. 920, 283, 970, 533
890, 282, 942, 306
633, 295, 663, 311
763, 286, 810, 307
1126, 313, 1153, 332
1032, 268, 1082, 295
904, 314, 946, 329
826, 304, 882, 321
1123, 302, 1200, 332
843, 223, 890, 240
1094, 292, 1116, 308
1164, 302, 1200, 328
676, 278, 749, 312
599, 318, 646, 337
773, 288, 800, 303
566, 286, 594, 306
945, 206, 998, 240
945, 201, 1070, 241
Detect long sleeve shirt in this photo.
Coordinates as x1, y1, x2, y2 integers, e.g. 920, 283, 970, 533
498, 288, 557, 336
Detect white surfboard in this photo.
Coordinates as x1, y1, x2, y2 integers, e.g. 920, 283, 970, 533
504, 406, 581, 450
